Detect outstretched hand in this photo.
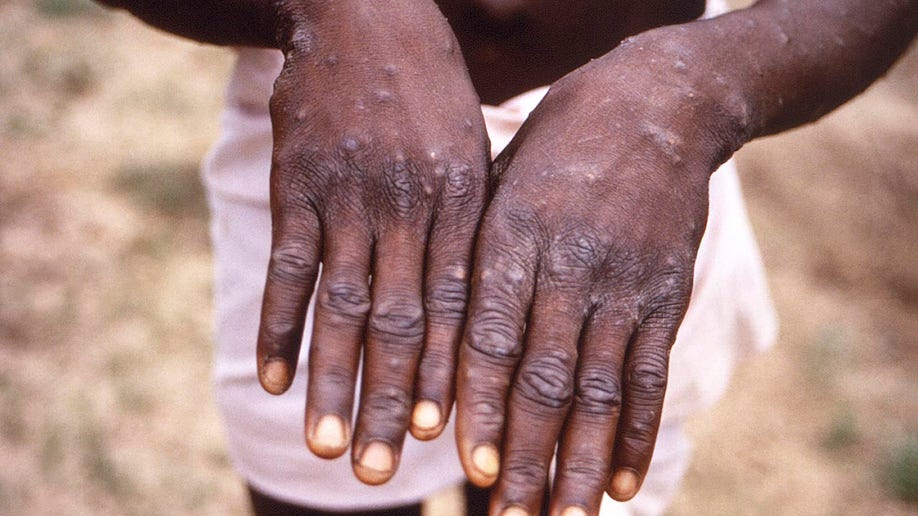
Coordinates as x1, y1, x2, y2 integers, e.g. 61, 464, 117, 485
456, 31, 745, 514
256, 2, 489, 485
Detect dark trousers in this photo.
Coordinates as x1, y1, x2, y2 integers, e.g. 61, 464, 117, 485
248, 482, 497, 516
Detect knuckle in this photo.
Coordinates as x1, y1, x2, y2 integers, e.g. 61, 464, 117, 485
468, 397, 505, 433
269, 242, 318, 285
516, 350, 575, 410
502, 453, 549, 489
260, 318, 303, 348
443, 162, 484, 204
418, 346, 454, 379
310, 362, 355, 394
618, 428, 657, 458
317, 278, 371, 321
626, 354, 668, 402
425, 272, 468, 322
369, 297, 425, 345
380, 158, 427, 219
648, 264, 693, 297
561, 455, 610, 482
575, 366, 623, 415
553, 230, 605, 268
465, 313, 523, 361
499, 205, 544, 240
361, 384, 411, 426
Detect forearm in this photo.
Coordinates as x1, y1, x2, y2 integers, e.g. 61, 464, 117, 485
715, 0, 917, 138
96, 0, 280, 47
95, 0, 451, 51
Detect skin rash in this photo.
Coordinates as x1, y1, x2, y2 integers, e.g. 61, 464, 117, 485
94, 0, 917, 514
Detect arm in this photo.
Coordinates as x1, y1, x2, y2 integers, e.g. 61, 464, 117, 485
659, 0, 917, 155
102, 0, 491, 485
95, 0, 278, 47
455, 0, 915, 513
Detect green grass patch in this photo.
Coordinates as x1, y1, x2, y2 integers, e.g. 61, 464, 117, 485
40, 424, 65, 478
821, 407, 859, 451
884, 435, 918, 503
36, 0, 101, 18
113, 162, 208, 219
0, 373, 26, 442
804, 324, 849, 387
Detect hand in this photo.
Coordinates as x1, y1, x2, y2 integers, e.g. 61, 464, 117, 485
256, 1, 489, 485
456, 29, 747, 514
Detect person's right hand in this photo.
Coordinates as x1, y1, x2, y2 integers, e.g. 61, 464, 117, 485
256, 1, 489, 486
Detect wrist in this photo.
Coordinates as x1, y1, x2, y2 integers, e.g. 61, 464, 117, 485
565, 23, 756, 176
272, 0, 318, 53
273, 0, 454, 55
627, 23, 759, 170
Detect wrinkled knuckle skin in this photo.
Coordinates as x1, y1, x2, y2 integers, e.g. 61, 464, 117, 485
369, 298, 425, 348
618, 430, 657, 459
516, 351, 575, 410
499, 205, 546, 242
594, 247, 646, 295
465, 314, 523, 361
268, 243, 319, 285
554, 229, 605, 268
442, 162, 486, 208
311, 362, 356, 395
379, 159, 429, 220
444, 163, 474, 199
272, 151, 330, 208
560, 455, 611, 484
626, 354, 668, 405
543, 230, 608, 288
361, 385, 412, 433
468, 397, 506, 434
317, 279, 371, 322
426, 273, 468, 323
575, 366, 623, 416
644, 261, 693, 308
417, 347, 454, 381
502, 454, 550, 491
260, 318, 303, 351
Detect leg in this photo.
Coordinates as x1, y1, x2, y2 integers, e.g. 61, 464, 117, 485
248, 485, 423, 516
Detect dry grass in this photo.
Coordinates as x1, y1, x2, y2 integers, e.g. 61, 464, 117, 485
1, 1, 915, 514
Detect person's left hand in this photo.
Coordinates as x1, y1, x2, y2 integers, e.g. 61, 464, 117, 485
455, 28, 749, 514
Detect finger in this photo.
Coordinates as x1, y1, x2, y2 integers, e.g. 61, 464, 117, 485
351, 227, 427, 485
608, 320, 678, 502
413, 163, 486, 440
456, 227, 537, 488
550, 312, 633, 516
304, 222, 372, 459
256, 204, 322, 395
491, 289, 586, 515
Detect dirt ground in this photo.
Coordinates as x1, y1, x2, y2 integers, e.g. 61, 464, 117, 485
1, 1, 915, 515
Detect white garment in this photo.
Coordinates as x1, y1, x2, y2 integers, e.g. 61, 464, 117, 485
202, 0, 775, 512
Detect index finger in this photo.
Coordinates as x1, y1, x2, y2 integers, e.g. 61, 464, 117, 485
456, 221, 538, 487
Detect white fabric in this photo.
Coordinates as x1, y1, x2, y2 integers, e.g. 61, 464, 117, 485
202, 0, 774, 511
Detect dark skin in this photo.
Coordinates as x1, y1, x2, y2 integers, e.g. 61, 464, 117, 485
97, 0, 917, 514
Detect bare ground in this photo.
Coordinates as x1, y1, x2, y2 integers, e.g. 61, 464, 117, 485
1, 1, 915, 515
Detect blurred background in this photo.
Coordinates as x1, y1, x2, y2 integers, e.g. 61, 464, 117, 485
0, 0, 915, 514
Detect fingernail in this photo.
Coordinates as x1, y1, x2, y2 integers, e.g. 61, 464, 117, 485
610, 468, 640, 500
500, 506, 530, 516
309, 414, 348, 457
471, 444, 500, 478
357, 441, 394, 482
561, 507, 588, 516
260, 359, 290, 394
411, 400, 442, 431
